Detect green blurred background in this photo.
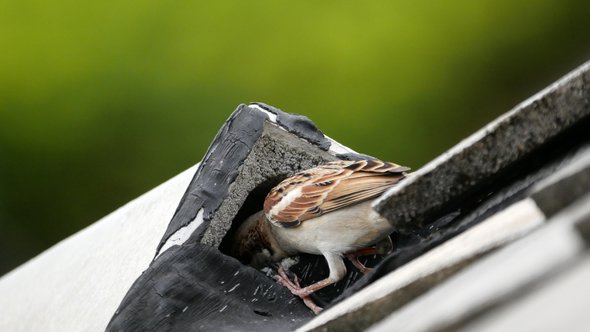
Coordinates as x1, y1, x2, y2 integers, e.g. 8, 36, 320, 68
1, 0, 589, 275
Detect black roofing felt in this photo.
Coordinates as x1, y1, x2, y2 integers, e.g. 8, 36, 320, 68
252, 102, 373, 161
107, 62, 590, 332
107, 243, 313, 331
252, 102, 331, 151
108, 104, 349, 331
161, 105, 280, 251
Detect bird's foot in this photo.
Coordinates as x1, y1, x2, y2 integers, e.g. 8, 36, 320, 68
276, 265, 323, 314
345, 237, 394, 274
345, 253, 373, 274
276, 265, 313, 297
275, 264, 301, 293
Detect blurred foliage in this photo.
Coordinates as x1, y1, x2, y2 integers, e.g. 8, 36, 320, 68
1, 0, 590, 275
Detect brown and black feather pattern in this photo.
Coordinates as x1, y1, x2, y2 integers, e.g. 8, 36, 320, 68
263, 159, 409, 228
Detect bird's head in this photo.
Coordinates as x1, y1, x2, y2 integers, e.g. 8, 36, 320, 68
229, 210, 288, 268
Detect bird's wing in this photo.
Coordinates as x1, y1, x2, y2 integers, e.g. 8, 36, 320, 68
263, 159, 409, 228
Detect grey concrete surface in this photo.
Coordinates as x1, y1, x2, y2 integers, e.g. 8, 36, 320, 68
201, 122, 337, 248
375, 60, 590, 229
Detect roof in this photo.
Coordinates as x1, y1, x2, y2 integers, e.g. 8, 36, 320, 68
1, 61, 589, 331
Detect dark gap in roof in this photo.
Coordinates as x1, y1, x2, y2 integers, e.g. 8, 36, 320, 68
217, 173, 396, 308
336, 114, 590, 303
219, 176, 284, 260
427, 113, 590, 237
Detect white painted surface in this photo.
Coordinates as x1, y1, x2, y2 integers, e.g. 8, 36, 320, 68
460, 256, 590, 332
299, 198, 546, 331
157, 208, 204, 258
368, 196, 588, 332
248, 103, 278, 123
324, 134, 360, 156
0, 164, 198, 332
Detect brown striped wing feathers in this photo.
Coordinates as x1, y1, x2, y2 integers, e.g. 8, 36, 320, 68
263, 159, 409, 228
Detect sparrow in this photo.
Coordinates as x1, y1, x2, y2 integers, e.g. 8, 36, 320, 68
231, 159, 409, 314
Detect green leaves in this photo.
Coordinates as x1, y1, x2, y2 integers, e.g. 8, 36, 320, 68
1, 0, 589, 273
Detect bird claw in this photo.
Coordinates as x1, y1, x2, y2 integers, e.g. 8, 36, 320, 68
345, 239, 394, 274
292, 275, 301, 287
275, 265, 323, 314
304, 299, 323, 315
358, 266, 373, 274
276, 265, 310, 296
276, 265, 299, 292
345, 253, 373, 274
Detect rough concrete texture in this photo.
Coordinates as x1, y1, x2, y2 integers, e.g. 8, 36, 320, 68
158, 103, 336, 254
375, 60, 590, 229
202, 122, 337, 247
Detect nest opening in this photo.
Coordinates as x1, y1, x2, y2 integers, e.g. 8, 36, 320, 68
218, 176, 284, 260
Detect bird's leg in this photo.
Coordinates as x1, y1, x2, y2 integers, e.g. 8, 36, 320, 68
275, 264, 301, 293
275, 253, 346, 315
346, 237, 393, 274
345, 250, 375, 274
276, 265, 334, 296
276, 265, 324, 314
291, 275, 324, 315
